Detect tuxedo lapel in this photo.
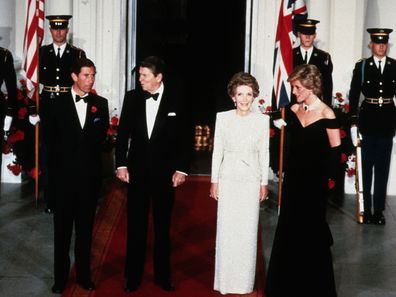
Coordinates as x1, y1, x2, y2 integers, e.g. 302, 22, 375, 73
138, 94, 150, 139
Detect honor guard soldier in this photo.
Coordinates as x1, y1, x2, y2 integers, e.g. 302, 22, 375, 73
293, 19, 333, 106
40, 15, 86, 213
349, 28, 396, 225
0, 47, 17, 175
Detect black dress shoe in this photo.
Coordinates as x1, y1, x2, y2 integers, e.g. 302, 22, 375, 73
154, 281, 176, 291
374, 211, 386, 225
124, 279, 140, 292
77, 280, 95, 291
51, 284, 65, 294
363, 212, 373, 224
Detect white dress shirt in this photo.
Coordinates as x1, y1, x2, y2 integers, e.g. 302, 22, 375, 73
146, 83, 164, 138
374, 56, 386, 74
300, 46, 314, 64
71, 88, 88, 128
52, 43, 67, 58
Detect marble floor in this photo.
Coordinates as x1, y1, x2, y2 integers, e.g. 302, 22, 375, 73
1, 179, 396, 296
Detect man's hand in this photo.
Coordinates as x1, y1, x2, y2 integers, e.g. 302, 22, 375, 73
3, 115, 12, 132
273, 118, 287, 129
172, 171, 186, 187
29, 115, 40, 126
116, 167, 130, 183
350, 125, 359, 147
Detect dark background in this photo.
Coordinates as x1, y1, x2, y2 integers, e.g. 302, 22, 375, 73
135, 0, 246, 174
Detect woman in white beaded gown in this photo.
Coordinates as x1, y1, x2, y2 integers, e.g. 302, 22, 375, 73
210, 72, 270, 295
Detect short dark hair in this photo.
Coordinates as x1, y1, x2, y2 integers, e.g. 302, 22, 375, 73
288, 64, 323, 98
139, 56, 166, 77
227, 72, 260, 98
71, 58, 96, 75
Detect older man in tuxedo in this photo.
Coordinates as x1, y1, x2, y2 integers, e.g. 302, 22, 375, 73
48, 58, 109, 293
116, 56, 192, 292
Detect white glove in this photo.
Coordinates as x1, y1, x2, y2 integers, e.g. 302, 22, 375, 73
29, 115, 40, 126
273, 118, 287, 129
3, 115, 12, 131
351, 126, 358, 147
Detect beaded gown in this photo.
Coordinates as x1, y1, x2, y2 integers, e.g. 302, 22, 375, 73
211, 110, 269, 294
265, 107, 338, 297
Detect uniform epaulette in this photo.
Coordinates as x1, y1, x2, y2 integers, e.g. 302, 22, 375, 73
357, 58, 366, 63
70, 45, 85, 58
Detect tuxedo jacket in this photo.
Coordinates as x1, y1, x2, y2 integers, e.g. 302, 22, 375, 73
115, 86, 192, 183
348, 56, 396, 137
294, 46, 333, 105
48, 92, 109, 196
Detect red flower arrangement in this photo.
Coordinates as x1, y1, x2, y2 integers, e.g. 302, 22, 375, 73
2, 78, 37, 176
91, 105, 97, 113
103, 109, 119, 151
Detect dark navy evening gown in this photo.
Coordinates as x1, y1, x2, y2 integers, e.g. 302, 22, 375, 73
265, 108, 338, 297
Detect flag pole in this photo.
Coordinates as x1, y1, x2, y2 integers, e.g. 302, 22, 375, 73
277, 107, 285, 215
34, 2, 41, 207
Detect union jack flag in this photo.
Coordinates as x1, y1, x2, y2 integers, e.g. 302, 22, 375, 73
23, 0, 45, 99
272, 0, 307, 108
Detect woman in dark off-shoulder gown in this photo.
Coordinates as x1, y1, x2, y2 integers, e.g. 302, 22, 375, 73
266, 64, 340, 297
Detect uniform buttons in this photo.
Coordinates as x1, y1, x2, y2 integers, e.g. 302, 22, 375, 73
379, 90, 383, 93
367, 81, 370, 83
56, 76, 59, 80
56, 93, 59, 96
56, 68, 60, 72
379, 82, 383, 85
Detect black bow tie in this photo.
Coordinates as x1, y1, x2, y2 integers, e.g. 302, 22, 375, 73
75, 94, 88, 103
144, 92, 159, 101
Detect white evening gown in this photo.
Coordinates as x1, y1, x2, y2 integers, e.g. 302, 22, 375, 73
211, 110, 269, 294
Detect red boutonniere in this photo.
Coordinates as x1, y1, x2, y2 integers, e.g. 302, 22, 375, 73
328, 178, 335, 190
91, 106, 97, 113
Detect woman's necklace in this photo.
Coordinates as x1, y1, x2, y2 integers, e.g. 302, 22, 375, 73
302, 97, 321, 112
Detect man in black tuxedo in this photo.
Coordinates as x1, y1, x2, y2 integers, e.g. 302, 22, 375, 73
40, 15, 86, 213
48, 58, 109, 293
293, 19, 333, 106
115, 56, 192, 292
349, 28, 396, 225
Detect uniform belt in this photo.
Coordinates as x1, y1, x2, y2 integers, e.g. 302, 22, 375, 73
43, 86, 71, 93
364, 97, 393, 105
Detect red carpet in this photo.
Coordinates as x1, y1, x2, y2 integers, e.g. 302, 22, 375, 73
62, 176, 264, 297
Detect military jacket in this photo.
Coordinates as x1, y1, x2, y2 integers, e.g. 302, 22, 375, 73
348, 56, 396, 137
294, 46, 333, 106
39, 43, 86, 89
0, 47, 17, 118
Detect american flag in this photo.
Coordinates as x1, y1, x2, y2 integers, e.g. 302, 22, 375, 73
23, 0, 45, 98
272, 0, 307, 108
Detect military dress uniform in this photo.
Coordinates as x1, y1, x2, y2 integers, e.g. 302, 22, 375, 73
293, 46, 333, 105
0, 47, 17, 174
294, 19, 333, 106
348, 28, 396, 225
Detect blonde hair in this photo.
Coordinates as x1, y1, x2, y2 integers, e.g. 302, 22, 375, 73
288, 64, 323, 98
